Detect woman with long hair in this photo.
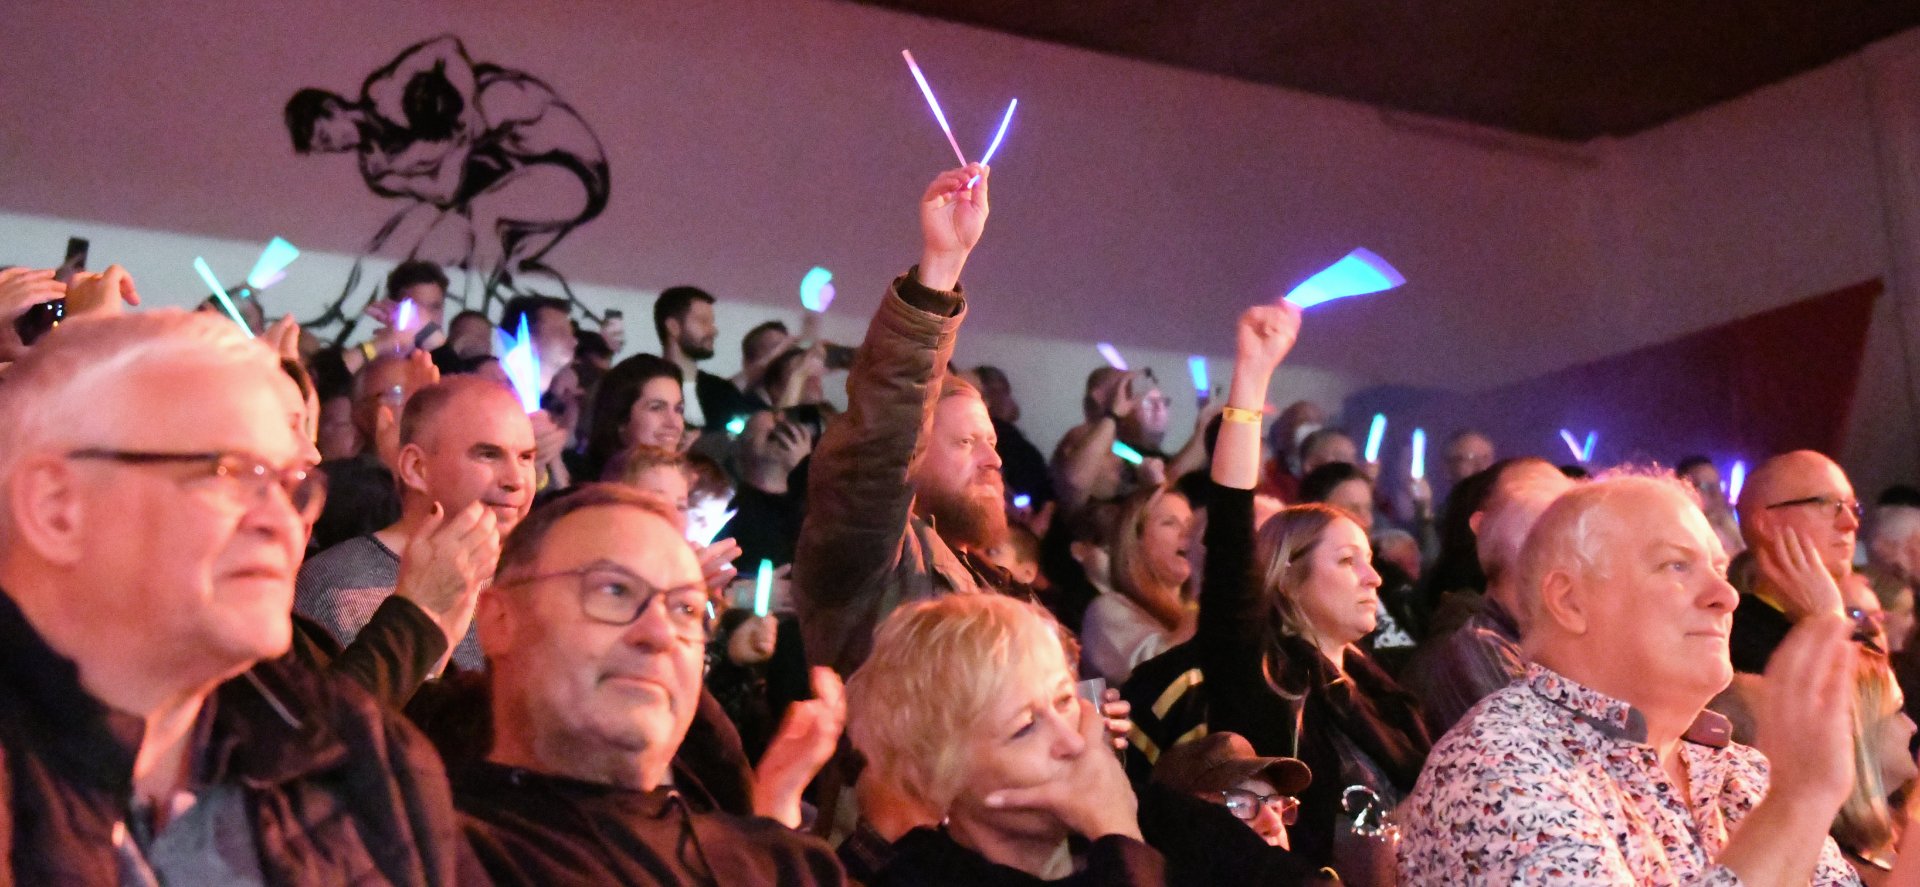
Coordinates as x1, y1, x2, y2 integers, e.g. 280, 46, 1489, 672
1080, 485, 1195, 684
1196, 304, 1431, 879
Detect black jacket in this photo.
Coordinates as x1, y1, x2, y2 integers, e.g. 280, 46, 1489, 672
867, 827, 1164, 887
0, 589, 480, 886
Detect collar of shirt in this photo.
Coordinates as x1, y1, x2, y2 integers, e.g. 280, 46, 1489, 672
1526, 664, 1732, 749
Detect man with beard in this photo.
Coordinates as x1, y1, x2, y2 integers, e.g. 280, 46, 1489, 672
793, 163, 1006, 679
654, 285, 755, 435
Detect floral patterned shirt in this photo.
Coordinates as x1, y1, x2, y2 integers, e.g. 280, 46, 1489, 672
1396, 664, 1859, 886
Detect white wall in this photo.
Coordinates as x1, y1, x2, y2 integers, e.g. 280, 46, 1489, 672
0, 0, 1914, 487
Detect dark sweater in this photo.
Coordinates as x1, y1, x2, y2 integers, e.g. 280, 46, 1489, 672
867, 827, 1165, 887
454, 761, 847, 886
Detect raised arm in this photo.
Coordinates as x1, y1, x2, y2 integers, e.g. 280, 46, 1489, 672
793, 165, 988, 648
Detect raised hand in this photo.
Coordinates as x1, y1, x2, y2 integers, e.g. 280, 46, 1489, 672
396, 501, 502, 645
984, 697, 1142, 841
696, 538, 743, 593
63, 265, 140, 318
0, 268, 66, 323
753, 667, 848, 828
1750, 613, 1856, 811
918, 163, 990, 291
1235, 304, 1303, 376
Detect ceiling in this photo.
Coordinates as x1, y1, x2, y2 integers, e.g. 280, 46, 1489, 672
851, 0, 1920, 141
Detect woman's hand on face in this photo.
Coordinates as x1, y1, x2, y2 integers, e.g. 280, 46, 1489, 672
983, 697, 1142, 841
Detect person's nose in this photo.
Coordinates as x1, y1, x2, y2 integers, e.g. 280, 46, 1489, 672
1840, 503, 1862, 533
623, 592, 681, 650
980, 444, 1003, 473
1360, 559, 1383, 590
1703, 573, 1739, 613
1051, 704, 1090, 759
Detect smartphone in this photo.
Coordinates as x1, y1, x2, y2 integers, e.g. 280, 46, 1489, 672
53, 237, 88, 286
13, 299, 65, 346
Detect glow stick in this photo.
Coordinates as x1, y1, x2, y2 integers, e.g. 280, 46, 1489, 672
1410, 428, 1427, 480
1582, 431, 1598, 463
1727, 460, 1747, 505
245, 237, 300, 290
753, 559, 775, 617
394, 298, 417, 332
687, 506, 735, 548
1187, 356, 1209, 396
1013, 493, 1032, 510
1112, 441, 1145, 465
192, 257, 254, 338
499, 315, 544, 414
1096, 342, 1128, 371
726, 415, 748, 436
1283, 248, 1406, 309
1558, 429, 1585, 462
901, 50, 969, 167
965, 98, 1018, 187
1364, 414, 1387, 464
799, 266, 836, 313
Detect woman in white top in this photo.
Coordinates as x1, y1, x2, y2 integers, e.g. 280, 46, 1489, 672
1080, 485, 1195, 684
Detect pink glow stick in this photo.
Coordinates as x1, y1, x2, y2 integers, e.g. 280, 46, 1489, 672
902, 50, 969, 167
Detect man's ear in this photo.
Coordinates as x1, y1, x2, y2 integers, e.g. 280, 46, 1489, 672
10, 457, 88, 566
662, 315, 683, 345
1468, 510, 1487, 536
473, 587, 517, 660
1536, 569, 1587, 635
396, 443, 432, 497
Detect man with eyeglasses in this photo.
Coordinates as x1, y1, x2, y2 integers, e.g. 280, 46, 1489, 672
1728, 450, 1864, 673
456, 483, 848, 885
0, 311, 477, 884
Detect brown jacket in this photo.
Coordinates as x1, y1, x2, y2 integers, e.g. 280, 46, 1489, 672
794, 270, 988, 676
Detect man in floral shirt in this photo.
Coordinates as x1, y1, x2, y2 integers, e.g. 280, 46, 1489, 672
1399, 475, 1862, 886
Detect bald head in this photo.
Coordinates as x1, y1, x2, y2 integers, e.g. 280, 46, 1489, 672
1475, 459, 1575, 616
395, 376, 537, 533
1737, 450, 1859, 579
1520, 474, 1738, 719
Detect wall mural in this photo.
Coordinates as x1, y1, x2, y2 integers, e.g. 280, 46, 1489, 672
284, 35, 611, 331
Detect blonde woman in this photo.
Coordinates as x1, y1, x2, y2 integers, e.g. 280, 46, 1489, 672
1835, 653, 1919, 884
1080, 485, 1195, 684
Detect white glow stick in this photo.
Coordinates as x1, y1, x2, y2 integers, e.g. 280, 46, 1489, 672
966, 98, 1018, 187
192, 257, 254, 338
902, 50, 969, 167
500, 315, 544, 414
1558, 429, 1585, 463
1583, 431, 1598, 463
1410, 428, 1427, 480
754, 559, 775, 617
799, 266, 836, 313
395, 298, 417, 332
1096, 342, 1128, 371
1364, 414, 1387, 464
1727, 460, 1747, 505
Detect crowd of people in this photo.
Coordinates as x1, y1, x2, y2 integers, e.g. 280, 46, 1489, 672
2, 162, 1919, 885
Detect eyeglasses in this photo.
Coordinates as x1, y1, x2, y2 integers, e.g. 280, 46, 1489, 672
66, 449, 327, 521
1213, 789, 1300, 825
497, 562, 717, 640
1764, 495, 1863, 521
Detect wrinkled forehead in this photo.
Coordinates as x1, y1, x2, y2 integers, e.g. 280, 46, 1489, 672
100, 358, 303, 456
534, 505, 701, 589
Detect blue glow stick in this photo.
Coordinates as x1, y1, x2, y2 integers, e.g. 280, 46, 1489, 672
1096, 342, 1128, 371
726, 415, 748, 436
1013, 493, 1032, 510
1558, 429, 1585, 462
754, 559, 775, 617
1727, 460, 1747, 505
245, 237, 300, 290
1283, 248, 1406, 309
1187, 356, 1209, 396
1112, 441, 1145, 465
192, 257, 254, 338
1410, 428, 1427, 480
902, 50, 969, 167
395, 298, 417, 332
1582, 431, 1598, 463
799, 266, 836, 313
500, 315, 544, 414
1364, 413, 1387, 464
965, 98, 1018, 187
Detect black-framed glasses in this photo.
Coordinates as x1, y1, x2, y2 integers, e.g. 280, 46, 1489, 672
1213, 789, 1300, 825
65, 449, 327, 520
497, 561, 716, 640
1764, 495, 1863, 521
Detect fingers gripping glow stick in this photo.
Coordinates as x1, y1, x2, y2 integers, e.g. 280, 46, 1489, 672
1096, 342, 1128, 371
192, 257, 254, 338
1112, 441, 1145, 466
902, 50, 969, 168
1364, 414, 1387, 464
754, 559, 775, 618
966, 98, 1018, 187
1410, 428, 1427, 480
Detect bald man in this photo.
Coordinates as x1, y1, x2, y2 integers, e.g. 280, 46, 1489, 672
1727, 450, 1861, 673
1399, 475, 1860, 885
1402, 457, 1573, 734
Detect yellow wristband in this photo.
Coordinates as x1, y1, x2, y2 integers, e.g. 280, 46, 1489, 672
358, 341, 379, 362
1221, 406, 1262, 425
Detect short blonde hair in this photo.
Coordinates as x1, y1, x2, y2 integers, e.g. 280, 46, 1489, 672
0, 310, 276, 532
1514, 470, 1702, 637
846, 594, 1072, 814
